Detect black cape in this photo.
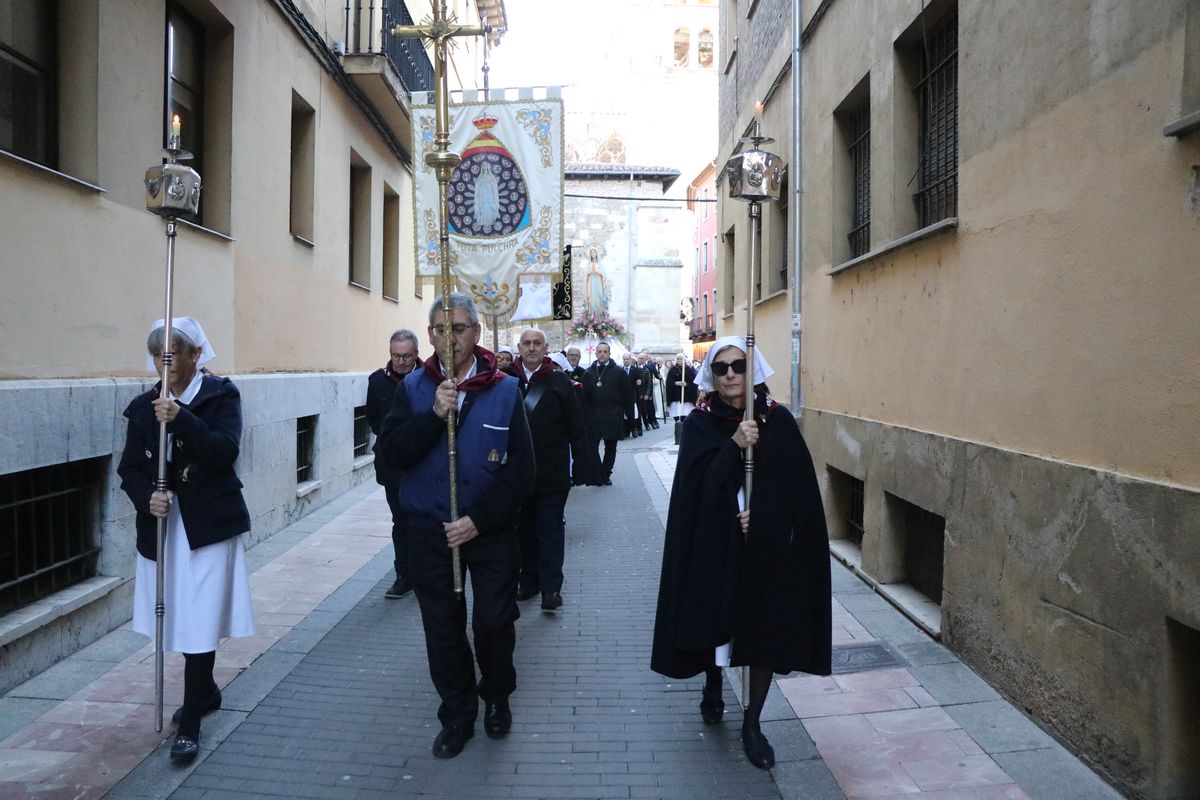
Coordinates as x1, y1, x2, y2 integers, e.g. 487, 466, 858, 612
651, 394, 832, 679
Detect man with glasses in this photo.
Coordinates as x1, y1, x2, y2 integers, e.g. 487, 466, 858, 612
366, 329, 421, 598
376, 293, 534, 759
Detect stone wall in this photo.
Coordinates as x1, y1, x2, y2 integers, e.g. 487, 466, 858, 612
0, 372, 378, 693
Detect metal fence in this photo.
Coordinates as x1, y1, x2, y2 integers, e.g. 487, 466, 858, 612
0, 458, 102, 614
353, 405, 371, 458
914, 11, 958, 227
296, 415, 317, 483
345, 0, 435, 95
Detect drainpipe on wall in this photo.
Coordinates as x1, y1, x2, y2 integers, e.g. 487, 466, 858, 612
789, 0, 805, 418
627, 171, 636, 348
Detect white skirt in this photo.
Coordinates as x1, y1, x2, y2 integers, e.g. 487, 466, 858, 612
668, 401, 695, 418
133, 503, 256, 653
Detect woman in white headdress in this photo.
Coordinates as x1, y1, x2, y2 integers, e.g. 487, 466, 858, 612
117, 317, 255, 765
652, 336, 831, 771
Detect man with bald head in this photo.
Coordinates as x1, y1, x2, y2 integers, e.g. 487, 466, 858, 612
513, 328, 593, 609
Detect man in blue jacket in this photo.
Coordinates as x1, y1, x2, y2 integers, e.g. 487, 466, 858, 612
376, 292, 534, 759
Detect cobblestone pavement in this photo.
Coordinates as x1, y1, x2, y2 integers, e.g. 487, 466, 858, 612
1, 426, 1125, 799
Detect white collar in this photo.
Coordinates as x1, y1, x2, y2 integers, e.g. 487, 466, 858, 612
170, 370, 205, 404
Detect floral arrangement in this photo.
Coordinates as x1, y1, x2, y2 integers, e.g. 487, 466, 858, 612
567, 312, 627, 342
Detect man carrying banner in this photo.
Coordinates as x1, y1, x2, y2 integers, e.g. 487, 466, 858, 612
376, 293, 534, 759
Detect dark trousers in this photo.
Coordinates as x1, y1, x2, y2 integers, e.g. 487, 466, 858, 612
408, 525, 520, 729
384, 485, 410, 579
600, 437, 619, 479
517, 491, 569, 594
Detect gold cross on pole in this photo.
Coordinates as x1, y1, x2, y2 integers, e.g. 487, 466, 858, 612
392, 3, 490, 597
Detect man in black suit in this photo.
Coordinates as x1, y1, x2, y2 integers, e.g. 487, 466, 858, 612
365, 329, 420, 598
637, 350, 660, 430
564, 346, 587, 383
583, 342, 633, 485
621, 352, 645, 438
514, 328, 593, 611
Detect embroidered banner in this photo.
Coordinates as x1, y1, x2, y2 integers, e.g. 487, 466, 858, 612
411, 92, 565, 318
552, 245, 573, 320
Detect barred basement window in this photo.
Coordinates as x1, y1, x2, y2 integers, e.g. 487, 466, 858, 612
827, 467, 865, 548
914, 10, 958, 227
296, 415, 317, 483
847, 107, 871, 258
0, 458, 103, 615
353, 405, 371, 457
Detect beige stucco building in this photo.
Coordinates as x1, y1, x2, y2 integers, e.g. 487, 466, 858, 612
718, 1, 1200, 798
0, 0, 503, 691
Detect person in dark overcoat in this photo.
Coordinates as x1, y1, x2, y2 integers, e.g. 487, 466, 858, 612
118, 317, 255, 765
512, 328, 597, 611
564, 346, 587, 383
665, 354, 700, 420
366, 329, 420, 598
582, 341, 634, 485
621, 352, 646, 438
651, 336, 831, 770
637, 351, 660, 430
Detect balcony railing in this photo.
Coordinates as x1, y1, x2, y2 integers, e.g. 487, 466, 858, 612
345, 0, 435, 96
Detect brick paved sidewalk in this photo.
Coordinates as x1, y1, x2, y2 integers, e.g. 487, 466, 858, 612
1, 425, 1126, 799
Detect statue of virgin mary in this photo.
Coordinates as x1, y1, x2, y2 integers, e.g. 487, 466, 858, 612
584, 247, 609, 316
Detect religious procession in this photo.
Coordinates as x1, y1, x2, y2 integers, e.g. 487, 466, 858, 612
0, 1, 1190, 800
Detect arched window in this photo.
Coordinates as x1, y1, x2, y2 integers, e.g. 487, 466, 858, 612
674, 27, 690, 68
698, 29, 714, 67
596, 133, 626, 164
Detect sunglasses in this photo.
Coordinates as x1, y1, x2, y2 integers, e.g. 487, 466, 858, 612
711, 359, 747, 377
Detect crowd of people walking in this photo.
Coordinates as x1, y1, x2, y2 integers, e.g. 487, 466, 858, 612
121, 295, 830, 772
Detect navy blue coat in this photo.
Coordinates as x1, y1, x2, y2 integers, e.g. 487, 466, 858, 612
118, 371, 251, 560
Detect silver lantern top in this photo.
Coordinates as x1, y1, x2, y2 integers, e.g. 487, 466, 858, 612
145, 133, 201, 220
724, 121, 786, 203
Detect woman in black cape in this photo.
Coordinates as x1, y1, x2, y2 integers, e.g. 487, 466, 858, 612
651, 336, 831, 769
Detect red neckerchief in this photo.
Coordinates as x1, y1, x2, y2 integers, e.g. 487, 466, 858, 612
519, 357, 556, 387
421, 346, 507, 392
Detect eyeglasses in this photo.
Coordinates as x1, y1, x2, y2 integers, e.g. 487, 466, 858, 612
710, 359, 747, 377
390, 352, 417, 361
432, 323, 474, 337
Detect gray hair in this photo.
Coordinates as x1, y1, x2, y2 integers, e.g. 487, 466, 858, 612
428, 291, 479, 325
390, 329, 419, 349
146, 326, 198, 355
519, 327, 546, 341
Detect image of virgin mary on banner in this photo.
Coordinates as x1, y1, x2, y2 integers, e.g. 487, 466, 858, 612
411, 90, 565, 318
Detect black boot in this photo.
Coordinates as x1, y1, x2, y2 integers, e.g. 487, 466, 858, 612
741, 721, 775, 769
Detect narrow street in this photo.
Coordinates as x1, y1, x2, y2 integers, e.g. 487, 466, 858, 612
0, 427, 1121, 800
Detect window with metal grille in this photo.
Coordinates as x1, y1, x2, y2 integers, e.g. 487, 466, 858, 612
296, 415, 317, 483
914, 10, 958, 227
0, 458, 103, 615
828, 467, 865, 547
353, 405, 371, 458
0, 2, 57, 167
848, 107, 871, 257
887, 492, 946, 604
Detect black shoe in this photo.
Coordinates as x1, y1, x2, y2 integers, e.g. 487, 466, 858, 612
171, 687, 221, 726
741, 723, 775, 769
602, 478, 613, 486
432, 724, 474, 758
169, 733, 200, 765
541, 591, 563, 611
385, 577, 413, 598
699, 688, 725, 725
483, 699, 512, 739
516, 584, 540, 601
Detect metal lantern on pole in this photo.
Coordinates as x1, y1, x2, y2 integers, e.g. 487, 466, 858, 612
142, 117, 202, 733
722, 119, 785, 708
